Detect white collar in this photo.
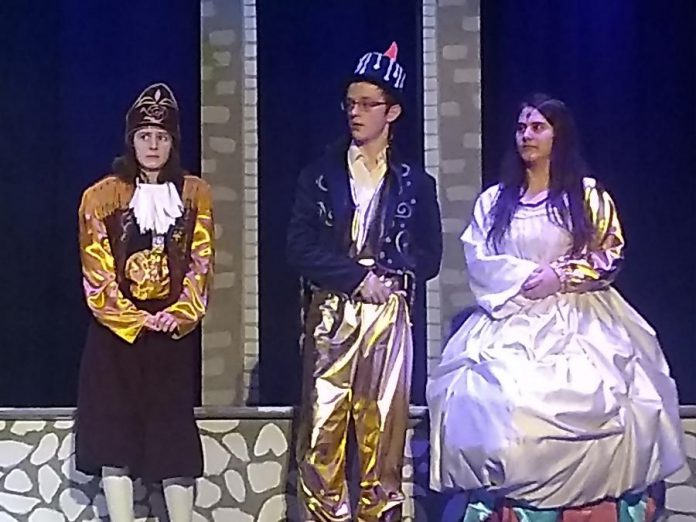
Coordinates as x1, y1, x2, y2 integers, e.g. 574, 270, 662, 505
347, 142, 387, 172
128, 181, 184, 235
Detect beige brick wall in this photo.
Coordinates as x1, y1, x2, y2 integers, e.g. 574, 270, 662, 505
425, 0, 481, 375
200, 0, 259, 405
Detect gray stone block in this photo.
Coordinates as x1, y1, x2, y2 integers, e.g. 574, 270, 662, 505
209, 29, 236, 47
443, 44, 468, 61
202, 106, 231, 124
209, 137, 237, 154
463, 132, 482, 149
201, 1, 216, 18
215, 80, 237, 95
446, 185, 479, 202
453, 68, 481, 83
441, 159, 466, 175
462, 16, 480, 32
440, 101, 462, 117
213, 51, 232, 67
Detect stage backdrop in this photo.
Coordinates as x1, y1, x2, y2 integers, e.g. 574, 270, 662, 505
1, 0, 692, 408
199, 0, 482, 406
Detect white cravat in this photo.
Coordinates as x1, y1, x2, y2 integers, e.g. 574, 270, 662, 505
129, 181, 184, 236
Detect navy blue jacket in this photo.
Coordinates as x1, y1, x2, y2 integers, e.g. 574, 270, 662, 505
287, 139, 443, 296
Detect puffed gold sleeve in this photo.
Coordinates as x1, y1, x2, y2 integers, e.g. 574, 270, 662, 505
79, 178, 147, 343
551, 180, 624, 292
165, 176, 215, 338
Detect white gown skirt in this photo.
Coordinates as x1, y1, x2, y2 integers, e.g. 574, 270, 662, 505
427, 288, 685, 508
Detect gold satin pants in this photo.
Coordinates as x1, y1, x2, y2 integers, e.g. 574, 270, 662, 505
296, 290, 413, 522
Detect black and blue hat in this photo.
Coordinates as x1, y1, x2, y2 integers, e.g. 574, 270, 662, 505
351, 42, 406, 102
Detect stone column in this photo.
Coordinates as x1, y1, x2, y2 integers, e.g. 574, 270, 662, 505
200, 0, 259, 405
424, 0, 481, 376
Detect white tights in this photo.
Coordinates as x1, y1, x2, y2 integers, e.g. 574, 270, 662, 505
102, 466, 194, 522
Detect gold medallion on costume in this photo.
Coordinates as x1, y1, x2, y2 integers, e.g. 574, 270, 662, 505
124, 238, 171, 301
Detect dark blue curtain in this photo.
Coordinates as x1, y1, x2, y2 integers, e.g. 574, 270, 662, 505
481, 0, 696, 402
1, 0, 694, 406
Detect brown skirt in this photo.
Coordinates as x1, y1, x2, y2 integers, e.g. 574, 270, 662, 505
75, 320, 202, 481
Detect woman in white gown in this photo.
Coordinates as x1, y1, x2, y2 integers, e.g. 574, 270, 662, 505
427, 94, 685, 521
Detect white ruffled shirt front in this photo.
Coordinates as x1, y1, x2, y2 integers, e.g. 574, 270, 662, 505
128, 181, 184, 236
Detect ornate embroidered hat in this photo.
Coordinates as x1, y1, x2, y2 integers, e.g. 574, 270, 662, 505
350, 42, 406, 101
125, 83, 180, 142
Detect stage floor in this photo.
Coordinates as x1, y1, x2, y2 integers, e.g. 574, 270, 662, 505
0, 406, 694, 521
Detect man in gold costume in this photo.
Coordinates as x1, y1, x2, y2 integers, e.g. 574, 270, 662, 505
288, 43, 443, 521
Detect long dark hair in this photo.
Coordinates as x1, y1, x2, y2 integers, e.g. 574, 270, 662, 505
487, 93, 594, 254
112, 136, 185, 192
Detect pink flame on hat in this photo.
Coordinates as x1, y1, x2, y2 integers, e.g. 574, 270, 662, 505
384, 42, 398, 60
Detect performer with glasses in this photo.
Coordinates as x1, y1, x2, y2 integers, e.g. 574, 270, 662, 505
287, 42, 443, 521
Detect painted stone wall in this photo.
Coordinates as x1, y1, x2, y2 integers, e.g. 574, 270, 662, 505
200, 0, 259, 405
0, 410, 694, 521
424, 0, 482, 376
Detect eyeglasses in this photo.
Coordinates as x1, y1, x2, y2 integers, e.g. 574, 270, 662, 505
341, 99, 389, 112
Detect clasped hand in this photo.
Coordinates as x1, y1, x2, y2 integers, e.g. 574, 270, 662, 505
145, 311, 179, 333
358, 272, 394, 305
521, 264, 561, 300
